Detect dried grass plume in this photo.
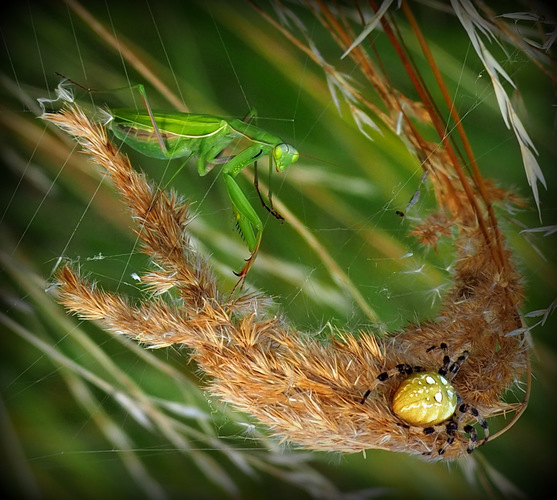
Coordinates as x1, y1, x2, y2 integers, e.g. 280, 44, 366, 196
44, 103, 529, 461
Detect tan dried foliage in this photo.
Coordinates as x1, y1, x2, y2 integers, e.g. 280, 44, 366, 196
45, 103, 528, 461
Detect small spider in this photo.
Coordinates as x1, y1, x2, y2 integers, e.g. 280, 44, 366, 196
361, 343, 489, 455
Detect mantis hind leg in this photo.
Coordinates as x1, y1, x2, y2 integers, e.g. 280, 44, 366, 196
241, 108, 258, 124
54, 74, 168, 156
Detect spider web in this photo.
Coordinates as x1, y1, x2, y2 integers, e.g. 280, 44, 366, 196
1, 1, 556, 498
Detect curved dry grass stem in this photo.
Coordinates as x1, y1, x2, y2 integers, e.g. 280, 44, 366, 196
45, 103, 529, 461
257, 2, 499, 262
401, 1, 506, 268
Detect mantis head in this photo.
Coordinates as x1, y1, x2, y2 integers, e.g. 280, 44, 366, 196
273, 143, 299, 172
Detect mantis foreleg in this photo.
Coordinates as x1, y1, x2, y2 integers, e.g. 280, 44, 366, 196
253, 156, 284, 221
221, 145, 267, 288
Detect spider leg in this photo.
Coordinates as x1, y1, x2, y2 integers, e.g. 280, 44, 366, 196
437, 420, 458, 455
459, 403, 489, 450
441, 403, 489, 453
446, 351, 469, 380
378, 363, 416, 381
360, 390, 372, 404
427, 343, 450, 376
463, 424, 478, 453
422, 419, 459, 456
360, 363, 424, 404
428, 343, 469, 381
438, 354, 451, 378
426, 342, 447, 354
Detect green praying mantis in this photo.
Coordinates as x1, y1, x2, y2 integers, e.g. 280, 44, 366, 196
46, 77, 299, 290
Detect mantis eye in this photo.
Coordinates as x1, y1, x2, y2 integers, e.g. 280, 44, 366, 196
273, 143, 299, 171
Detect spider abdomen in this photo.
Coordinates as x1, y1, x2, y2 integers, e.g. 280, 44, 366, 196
392, 372, 457, 426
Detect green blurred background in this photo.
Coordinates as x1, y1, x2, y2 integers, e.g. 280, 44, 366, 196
1, 1, 556, 498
